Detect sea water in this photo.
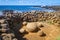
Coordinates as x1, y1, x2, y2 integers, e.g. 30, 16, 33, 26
0, 5, 54, 15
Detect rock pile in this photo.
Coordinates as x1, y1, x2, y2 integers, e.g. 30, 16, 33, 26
0, 10, 60, 40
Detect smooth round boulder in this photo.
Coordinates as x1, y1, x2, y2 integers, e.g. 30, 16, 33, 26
19, 28, 25, 33
37, 30, 46, 37
26, 23, 37, 32
37, 30, 43, 36
23, 22, 27, 26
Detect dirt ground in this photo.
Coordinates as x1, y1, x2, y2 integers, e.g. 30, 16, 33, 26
20, 22, 60, 40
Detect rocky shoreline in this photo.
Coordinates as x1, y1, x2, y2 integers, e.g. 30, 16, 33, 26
0, 10, 60, 40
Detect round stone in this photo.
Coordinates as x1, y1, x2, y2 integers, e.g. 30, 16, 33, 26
19, 28, 25, 33
37, 30, 46, 37
23, 22, 27, 26
38, 31, 43, 36
26, 23, 37, 32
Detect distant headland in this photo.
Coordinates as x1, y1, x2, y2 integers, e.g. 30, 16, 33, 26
33, 5, 60, 11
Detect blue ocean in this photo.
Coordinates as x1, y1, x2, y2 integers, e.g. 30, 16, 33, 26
0, 5, 54, 15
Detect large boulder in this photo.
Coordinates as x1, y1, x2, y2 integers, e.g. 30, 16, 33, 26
26, 22, 37, 32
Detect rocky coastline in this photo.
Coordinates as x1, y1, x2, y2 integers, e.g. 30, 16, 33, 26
0, 10, 60, 40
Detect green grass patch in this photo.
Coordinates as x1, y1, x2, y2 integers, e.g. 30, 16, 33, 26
56, 36, 60, 40
46, 20, 54, 24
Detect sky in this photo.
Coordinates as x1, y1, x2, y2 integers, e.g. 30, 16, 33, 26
0, 0, 60, 5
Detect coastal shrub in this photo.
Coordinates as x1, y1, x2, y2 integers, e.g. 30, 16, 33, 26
47, 20, 54, 24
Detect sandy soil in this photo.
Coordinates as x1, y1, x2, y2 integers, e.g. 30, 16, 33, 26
20, 22, 60, 40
